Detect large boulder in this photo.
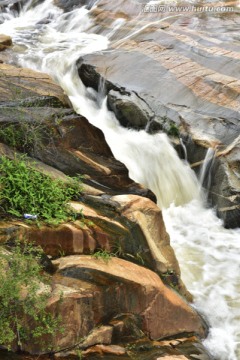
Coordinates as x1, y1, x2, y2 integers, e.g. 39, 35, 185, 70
71, 193, 191, 300
48, 256, 207, 349
76, 2, 240, 227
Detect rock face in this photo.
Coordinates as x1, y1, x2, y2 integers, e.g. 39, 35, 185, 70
47, 256, 207, 350
0, 187, 190, 299
76, 1, 240, 227
209, 140, 240, 228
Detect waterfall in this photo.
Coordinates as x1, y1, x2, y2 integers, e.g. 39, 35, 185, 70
199, 148, 216, 194
0, 1, 240, 359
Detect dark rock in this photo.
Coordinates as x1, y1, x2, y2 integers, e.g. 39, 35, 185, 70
0, 34, 12, 51
209, 152, 240, 229
107, 89, 154, 129
54, 0, 97, 12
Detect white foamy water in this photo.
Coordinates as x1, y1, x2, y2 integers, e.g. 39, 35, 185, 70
0, 1, 240, 359
163, 201, 240, 360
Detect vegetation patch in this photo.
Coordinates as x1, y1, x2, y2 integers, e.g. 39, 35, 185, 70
0, 119, 52, 155
0, 155, 82, 224
92, 249, 114, 263
0, 240, 62, 352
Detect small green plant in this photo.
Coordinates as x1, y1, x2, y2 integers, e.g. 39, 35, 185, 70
75, 348, 83, 359
92, 249, 114, 263
0, 240, 62, 351
0, 121, 47, 154
167, 123, 179, 137
161, 269, 179, 289
0, 155, 83, 224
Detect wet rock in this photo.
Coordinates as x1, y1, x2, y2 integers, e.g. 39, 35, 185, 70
0, 34, 12, 51
107, 89, 155, 129
0, 54, 209, 359
110, 313, 145, 342
0, 190, 188, 298
76, 5, 240, 227
0, 140, 186, 298
54, 0, 97, 12
209, 141, 240, 228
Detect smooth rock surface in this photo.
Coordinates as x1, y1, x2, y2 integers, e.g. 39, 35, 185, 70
76, 1, 240, 227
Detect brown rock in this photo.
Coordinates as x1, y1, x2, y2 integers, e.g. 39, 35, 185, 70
0, 34, 12, 51
54, 256, 207, 342
26, 222, 101, 257
0, 63, 68, 104
83, 344, 126, 356
80, 326, 113, 348
111, 194, 179, 274
87, 194, 190, 299
0, 219, 112, 258
71, 194, 191, 300
156, 356, 188, 360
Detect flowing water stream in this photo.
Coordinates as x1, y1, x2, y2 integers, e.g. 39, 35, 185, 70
0, 1, 240, 359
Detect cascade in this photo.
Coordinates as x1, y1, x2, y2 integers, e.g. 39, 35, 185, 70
199, 148, 216, 194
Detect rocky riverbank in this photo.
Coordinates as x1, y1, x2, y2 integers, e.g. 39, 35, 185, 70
74, 0, 240, 228
0, 33, 214, 359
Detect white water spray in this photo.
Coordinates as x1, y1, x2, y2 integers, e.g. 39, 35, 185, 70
0, 1, 240, 359
199, 147, 216, 193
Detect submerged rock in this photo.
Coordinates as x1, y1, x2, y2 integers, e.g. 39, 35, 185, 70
107, 89, 154, 129
0, 34, 12, 51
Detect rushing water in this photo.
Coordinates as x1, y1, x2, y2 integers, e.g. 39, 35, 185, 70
0, 1, 240, 359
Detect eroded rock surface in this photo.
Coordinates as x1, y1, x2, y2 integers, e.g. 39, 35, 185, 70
76, 1, 240, 227
51, 256, 207, 345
